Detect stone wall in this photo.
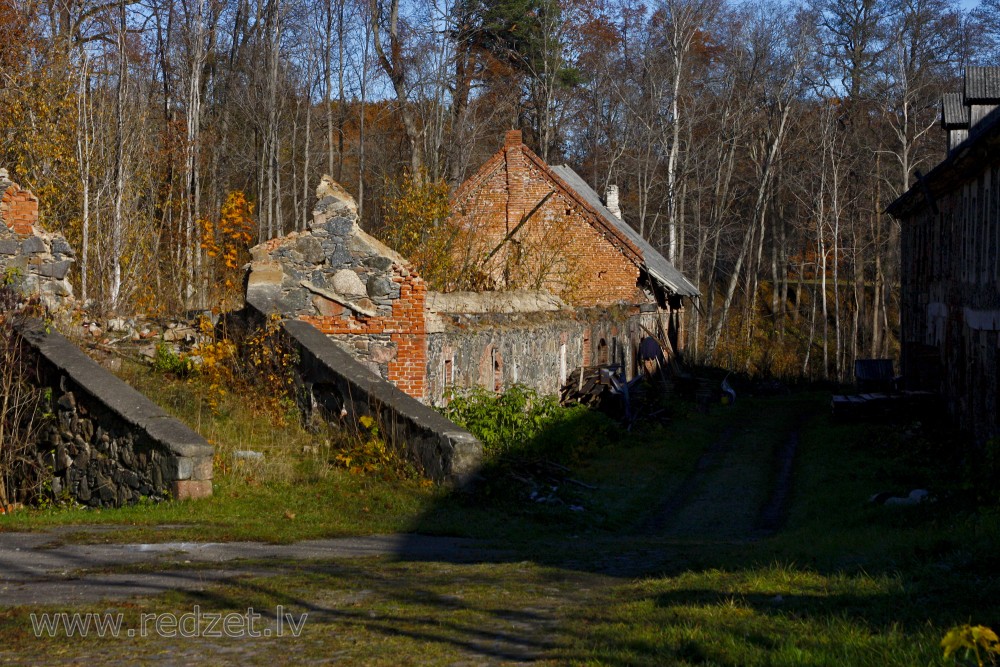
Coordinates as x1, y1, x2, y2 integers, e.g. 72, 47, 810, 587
0, 170, 74, 308
425, 299, 665, 404
277, 318, 482, 487
19, 322, 214, 506
247, 184, 429, 400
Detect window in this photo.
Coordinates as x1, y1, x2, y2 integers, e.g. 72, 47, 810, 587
492, 348, 503, 393
597, 338, 609, 365
559, 344, 567, 384
443, 358, 453, 388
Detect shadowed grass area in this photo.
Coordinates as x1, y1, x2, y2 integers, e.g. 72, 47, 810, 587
1, 366, 999, 665
0, 362, 726, 548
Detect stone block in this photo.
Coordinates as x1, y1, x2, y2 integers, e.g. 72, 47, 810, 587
370, 344, 396, 363
277, 288, 309, 313
325, 245, 353, 267
40, 280, 72, 297
313, 295, 345, 317
247, 261, 284, 287
21, 236, 46, 254
50, 238, 74, 256
367, 275, 393, 298
37, 260, 72, 280
0, 239, 17, 255
296, 236, 325, 263
363, 256, 394, 271
172, 479, 213, 500
332, 269, 366, 297
325, 216, 355, 236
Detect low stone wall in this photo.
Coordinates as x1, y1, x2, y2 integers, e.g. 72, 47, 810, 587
425, 305, 665, 404
19, 322, 213, 506
278, 318, 482, 487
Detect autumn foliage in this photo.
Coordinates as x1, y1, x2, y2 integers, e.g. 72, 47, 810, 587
379, 173, 463, 291
201, 191, 256, 308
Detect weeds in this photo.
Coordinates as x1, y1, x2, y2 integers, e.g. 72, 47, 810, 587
332, 414, 420, 480
0, 281, 49, 508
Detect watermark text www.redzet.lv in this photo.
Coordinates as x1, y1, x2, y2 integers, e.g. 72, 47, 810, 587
30, 606, 308, 638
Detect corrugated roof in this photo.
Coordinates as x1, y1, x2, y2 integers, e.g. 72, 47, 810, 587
549, 165, 700, 298
965, 66, 1000, 102
942, 92, 969, 128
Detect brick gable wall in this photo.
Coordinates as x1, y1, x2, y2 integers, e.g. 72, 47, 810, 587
451, 131, 643, 307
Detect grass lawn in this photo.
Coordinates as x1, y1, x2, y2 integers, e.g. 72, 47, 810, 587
1, 360, 999, 665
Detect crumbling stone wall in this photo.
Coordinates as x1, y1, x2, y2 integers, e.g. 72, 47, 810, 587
247, 183, 429, 400
0, 170, 74, 308
425, 296, 665, 404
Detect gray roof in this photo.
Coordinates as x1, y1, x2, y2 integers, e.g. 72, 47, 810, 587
965, 66, 1000, 103
550, 165, 700, 298
942, 92, 970, 128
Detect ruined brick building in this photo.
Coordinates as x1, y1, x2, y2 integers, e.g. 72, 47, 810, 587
0, 169, 75, 306
887, 66, 1000, 443
248, 132, 698, 404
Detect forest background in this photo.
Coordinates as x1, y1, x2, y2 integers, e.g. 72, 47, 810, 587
3, 0, 996, 381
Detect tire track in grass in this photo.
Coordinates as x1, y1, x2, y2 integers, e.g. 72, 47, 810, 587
641, 400, 803, 542
753, 428, 799, 537
638, 425, 740, 535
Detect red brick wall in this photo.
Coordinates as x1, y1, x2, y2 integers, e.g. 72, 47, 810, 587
1, 183, 38, 236
301, 266, 428, 400
452, 132, 642, 306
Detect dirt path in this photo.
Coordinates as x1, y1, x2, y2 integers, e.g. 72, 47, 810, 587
0, 531, 500, 607
1, 412, 803, 608
642, 413, 800, 542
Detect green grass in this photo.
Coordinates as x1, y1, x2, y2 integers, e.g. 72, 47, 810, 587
1, 362, 999, 666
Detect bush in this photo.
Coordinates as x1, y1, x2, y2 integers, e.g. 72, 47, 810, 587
440, 384, 614, 464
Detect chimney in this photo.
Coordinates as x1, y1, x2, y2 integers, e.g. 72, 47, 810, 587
504, 130, 522, 149
942, 93, 970, 154
965, 66, 1000, 136
605, 185, 622, 220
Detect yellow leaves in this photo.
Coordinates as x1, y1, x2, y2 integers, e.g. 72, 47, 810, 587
200, 190, 256, 308
378, 170, 460, 290
942, 625, 1000, 665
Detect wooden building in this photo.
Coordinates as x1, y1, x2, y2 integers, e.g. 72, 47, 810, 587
887, 66, 1000, 443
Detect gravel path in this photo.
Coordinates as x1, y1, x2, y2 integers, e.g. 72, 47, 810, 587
0, 531, 495, 607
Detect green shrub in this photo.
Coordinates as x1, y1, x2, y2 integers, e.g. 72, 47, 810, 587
152, 343, 196, 377
440, 384, 614, 463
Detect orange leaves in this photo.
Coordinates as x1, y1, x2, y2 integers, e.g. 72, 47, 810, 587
200, 190, 256, 305
201, 190, 255, 271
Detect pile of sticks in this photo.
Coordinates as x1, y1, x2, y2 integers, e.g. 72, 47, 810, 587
560, 365, 623, 407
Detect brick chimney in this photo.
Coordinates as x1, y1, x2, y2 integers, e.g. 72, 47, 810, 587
0, 169, 39, 236
503, 131, 527, 234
